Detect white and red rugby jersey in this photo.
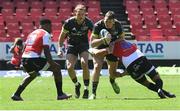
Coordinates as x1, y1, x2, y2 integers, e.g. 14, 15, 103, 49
113, 40, 137, 57
22, 29, 51, 58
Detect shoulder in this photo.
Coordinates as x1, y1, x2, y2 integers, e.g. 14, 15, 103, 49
65, 17, 75, 24
85, 17, 94, 27
114, 19, 122, 26
36, 29, 51, 38
85, 17, 93, 23
94, 19, 104, 27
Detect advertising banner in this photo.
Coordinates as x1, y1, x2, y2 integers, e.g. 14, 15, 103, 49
0, 41, 180, 60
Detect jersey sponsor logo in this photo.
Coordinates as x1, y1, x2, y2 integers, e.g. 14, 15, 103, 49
120, 41, 133, 49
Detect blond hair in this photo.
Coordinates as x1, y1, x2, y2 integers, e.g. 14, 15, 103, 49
74, 4, 86, 12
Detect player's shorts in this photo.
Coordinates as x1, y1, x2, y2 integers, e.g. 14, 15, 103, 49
126, 56, 155, 80
106, 54, 118, 62
22, 58, 49, 73
67, 44, 89, 56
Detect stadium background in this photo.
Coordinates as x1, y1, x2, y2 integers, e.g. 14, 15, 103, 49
0, 0, 180, 69
0, 0, 180, 110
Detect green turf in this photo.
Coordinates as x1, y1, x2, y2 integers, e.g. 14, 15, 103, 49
0, 75, 179, 110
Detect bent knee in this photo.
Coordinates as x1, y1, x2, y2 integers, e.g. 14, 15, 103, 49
67, 63, 74, 70
29, 71, 38, 78
81, 61, 88, 69
94, 63, 102, 70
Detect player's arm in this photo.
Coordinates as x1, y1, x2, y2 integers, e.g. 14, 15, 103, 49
57, 26, 68, 57
43, 45, 54, 64
94, 48, 109, 57
10, 38, 20, 53
9, 45, 15, 53
88, 48, 108, 58
42, 33, 54, 64
114, 32, 125, 43
58, 28, 67, 48
89, 44, 114, 58
91, 29, 111, 48
90, 34, 104, 48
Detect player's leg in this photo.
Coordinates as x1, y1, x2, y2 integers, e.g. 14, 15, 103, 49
11, 58, 40, 101
126, 56, 167, 98
89, 56, 104, 99
137, 56, 176, 98
106, 60, 120, 94
49, 62, 72, 100
80, 51, 90, 99
148, 70, 176, 98
106, 54, 121, 94
134, 75, 167, 98
11, 71, 38, 101
66, 53, 80, 98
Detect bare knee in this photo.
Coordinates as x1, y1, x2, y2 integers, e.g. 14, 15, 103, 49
94, 63, 102, 71
81, 61, 88, 69
67, 62, 74, 71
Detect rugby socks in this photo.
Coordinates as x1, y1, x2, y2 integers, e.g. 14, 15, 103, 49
155, 79, 163, 89
147, 83, 158, 92
110, 78, 115, 84
84, 79, 89, 90
14, 73, 37, 96
72, 77, 78, 85
92, 81, 99, 95
55, 81, 63, 96
14, 85, 25, 96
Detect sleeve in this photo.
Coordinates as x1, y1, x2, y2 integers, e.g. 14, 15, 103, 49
43, 33, 51, 46
91, 23, 101, 39
117, 22, 124, 37
62, 20, 70, 34
88, 20, 94, 31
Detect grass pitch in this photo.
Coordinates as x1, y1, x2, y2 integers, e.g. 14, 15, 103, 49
0, 75, 179, 110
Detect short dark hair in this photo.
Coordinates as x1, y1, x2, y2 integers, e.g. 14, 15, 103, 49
104, 11, 115, 20
15, 38, 23, 45
40, 18, 51, 25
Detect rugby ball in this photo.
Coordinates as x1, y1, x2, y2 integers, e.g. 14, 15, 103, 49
100, 29, 110, 38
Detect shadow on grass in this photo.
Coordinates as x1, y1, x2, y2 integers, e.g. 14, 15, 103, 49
123, 97, 161, 100
105, 97, 162, 100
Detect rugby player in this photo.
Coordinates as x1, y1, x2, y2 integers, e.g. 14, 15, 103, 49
57, 4, 94, 99
89, 29, 176, 99
89, 11, 127, 99
11, 19, 72, 101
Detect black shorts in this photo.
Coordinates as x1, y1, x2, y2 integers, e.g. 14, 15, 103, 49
126, 56, 155, 80
67, 44, 89, 56
22, 58, 48, 73
106, 54, 118, 62
6, 61, 19, 70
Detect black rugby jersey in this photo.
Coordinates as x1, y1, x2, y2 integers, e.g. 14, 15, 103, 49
63, 17, 94, 45
92, 19, 124, 49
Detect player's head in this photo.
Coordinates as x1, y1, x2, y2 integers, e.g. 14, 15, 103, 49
40, 18, 52, 33
74, 4, 86, 22
14, 37, 23, 49
15, 38, 22, 45
104, 11, 115, 29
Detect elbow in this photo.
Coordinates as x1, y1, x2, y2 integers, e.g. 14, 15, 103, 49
91, 43, 96, 48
